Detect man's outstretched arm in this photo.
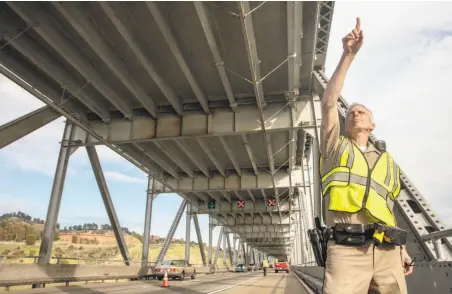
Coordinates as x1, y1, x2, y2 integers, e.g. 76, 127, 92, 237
321, 17, 363, 158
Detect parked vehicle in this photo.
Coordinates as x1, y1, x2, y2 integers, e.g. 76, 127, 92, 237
153, 259, 196, 280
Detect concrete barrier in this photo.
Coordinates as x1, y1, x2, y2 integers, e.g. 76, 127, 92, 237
0, 264, 151, 286
0, 264, 232, 286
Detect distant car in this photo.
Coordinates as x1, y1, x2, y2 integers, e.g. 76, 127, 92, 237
274, 261, 289, 273
152, 259, 196, 280
235, 264, 247, 273
247, 264, 256, 271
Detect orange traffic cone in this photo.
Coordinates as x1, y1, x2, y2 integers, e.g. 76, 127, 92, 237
161, 271, 169, 287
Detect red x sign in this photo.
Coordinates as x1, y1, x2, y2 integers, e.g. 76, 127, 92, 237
237, 200, 245, 208
268, 198, 276, 206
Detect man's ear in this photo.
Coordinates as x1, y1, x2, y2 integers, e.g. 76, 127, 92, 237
370, 122, 376, 132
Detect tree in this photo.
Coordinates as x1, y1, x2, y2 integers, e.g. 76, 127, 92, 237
25, 234, 37, 245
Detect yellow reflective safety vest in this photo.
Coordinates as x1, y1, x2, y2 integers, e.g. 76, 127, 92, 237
263, 260, 269, 268
320, 136, 401, 227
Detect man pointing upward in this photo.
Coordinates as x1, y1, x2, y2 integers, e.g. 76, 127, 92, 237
319, 17, 413, 294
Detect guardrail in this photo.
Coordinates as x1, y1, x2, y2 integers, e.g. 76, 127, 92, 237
0, 262, 233, 290
291, 266, 324, 294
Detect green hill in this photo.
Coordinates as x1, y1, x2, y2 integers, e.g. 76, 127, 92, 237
0, 212, 230, 266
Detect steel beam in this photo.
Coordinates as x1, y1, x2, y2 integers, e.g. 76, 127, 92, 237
228, 224, 291, 233
0, 55, 86, 119
185, 204, 192, 262
226, 233, 233, 265
141, 176, 154, 266
6, 2, 134, 118
242, 134, 259, 175
287, 1, 302, 104
300, 1, 320, 91
53, 2, 159, 118
222, 232, 227, 265
146, 2, 210, 114
156, 200, 187, 264
216, 213, 296, 226
238, 1, 266, 108
0, 106, 60, 149
37, 121, 74, 265
151, 168, 302, 193
70, 100, 316, 145
238, 1, 282, 198
98, 2, 183, 116
212, 226, 224, 269
86, 146, 131, 265
2, 20, 112, 121
208, 216, 213, 265
193, 214, 207, 266
190, 198, 297, 214
194, 2, 237, 111
235, 232, 291, 239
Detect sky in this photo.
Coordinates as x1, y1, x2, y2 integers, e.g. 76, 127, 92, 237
1, 2, 452, 257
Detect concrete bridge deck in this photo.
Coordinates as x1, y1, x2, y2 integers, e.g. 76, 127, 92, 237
11, 272, 311, 294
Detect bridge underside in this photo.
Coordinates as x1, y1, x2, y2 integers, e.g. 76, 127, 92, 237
0, 1, 334, 259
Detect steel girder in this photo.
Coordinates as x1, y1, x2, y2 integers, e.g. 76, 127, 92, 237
0, 1, 335, 257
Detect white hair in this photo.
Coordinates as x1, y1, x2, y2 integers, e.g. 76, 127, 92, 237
345, 103, 374, 130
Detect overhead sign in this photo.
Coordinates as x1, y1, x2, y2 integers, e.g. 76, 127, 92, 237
208, 200, 216, 209
267, 198, 276, 207
237, 200, 245, 208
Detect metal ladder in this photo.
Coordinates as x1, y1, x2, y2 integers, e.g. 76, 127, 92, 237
314, 69, 452, 261
155, 199, 187, 265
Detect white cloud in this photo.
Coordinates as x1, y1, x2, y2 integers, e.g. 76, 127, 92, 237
325, 2, 452, 227
104, 171, 146, 184
0, 75, 133, 176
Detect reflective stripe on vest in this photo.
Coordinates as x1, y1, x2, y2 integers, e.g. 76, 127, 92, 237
321, 137, 401, 226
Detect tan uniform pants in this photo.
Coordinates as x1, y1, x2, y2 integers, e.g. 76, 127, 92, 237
323, 241, 407, 294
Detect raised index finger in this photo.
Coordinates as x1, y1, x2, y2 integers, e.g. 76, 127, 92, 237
355, 17, 361, 31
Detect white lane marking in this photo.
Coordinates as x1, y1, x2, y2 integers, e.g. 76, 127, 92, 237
292, 271, 316, 294
178, 272, 255, 284
205, 274, 264, 294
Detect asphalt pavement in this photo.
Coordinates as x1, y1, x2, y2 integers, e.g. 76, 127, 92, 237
12, 271, 313, 294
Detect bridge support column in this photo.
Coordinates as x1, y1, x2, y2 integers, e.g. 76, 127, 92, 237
232, 233, 238, 266
185, 204, 191, 262
34, 120, 74, 286
208, 215, 213, 265
193, 213, 207, 266
226, 231, 233, 266
141, 176, 154, 266
222, 231, 227, 265
86, 145, 131, 265
212, 226, 224, 270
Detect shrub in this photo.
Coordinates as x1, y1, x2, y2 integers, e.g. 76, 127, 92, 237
25, 234, 37, 245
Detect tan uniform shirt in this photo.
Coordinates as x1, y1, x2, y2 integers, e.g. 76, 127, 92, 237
320, 115, 388, 228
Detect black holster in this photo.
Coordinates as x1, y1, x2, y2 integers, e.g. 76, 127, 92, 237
308, 216, 330, 267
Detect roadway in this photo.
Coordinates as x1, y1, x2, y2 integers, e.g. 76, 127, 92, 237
12, 271, 313, 294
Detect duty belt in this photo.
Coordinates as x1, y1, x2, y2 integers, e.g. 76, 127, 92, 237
331, 223, 407, 247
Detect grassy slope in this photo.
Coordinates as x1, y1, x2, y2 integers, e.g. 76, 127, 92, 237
0, 240, 231, 266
